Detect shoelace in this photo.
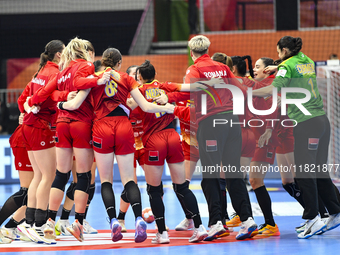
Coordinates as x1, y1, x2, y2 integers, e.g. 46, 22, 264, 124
258, 224, 267, 230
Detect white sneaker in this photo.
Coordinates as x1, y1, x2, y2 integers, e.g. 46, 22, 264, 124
204, 221, 226, 241
27, 225, 57, 244
67, 220, 84, 242
152, 231, 170, 244
83, 220, 98, 234
325, 213, 340, 232
1, 227, 20, 240
44, 218, 56, 239
118, 219, 127, 232
175, 218, 194, 231
189, 224, 208, 243
55, 219, 71, 236
297, 215, 326, 239
295, 221, 307, 233
236, 217, 258, 240
0, 231, 12, 244
17, 222, 36, 242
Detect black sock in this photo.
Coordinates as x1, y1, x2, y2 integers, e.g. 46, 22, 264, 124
75, 212, 85, 225
175, 180, 192, 220
254, 186, 275, 226
117, 210, 126, 220
35, 209, 47, 227
220, 178, 227, 223
61, 208, 71, 220
148, 184, 166, 233
48, 209, 58, 222
25, 207, 36, 225
101, 182, 116, 220
5, 218, 20, 228
84, 206, 89, 219
125, 181, 142, 219
282, 182, 305, 208
173, 182, 202, 228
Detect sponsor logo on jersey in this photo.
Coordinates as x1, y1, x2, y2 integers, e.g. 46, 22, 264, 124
40, 141, 45, 146
148, 151, 159, 161
276, 69, 287, 77
206, 140, 217, 152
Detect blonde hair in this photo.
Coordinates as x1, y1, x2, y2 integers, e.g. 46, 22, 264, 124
188, 35, 211, 54
212, 52, 233, 70
59, 37, 94, 70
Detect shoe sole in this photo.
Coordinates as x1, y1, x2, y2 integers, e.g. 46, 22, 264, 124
189, 233, 209, 243
204, 229, 226, 241
111, 223, 123, 242
298, 225, 326, 239
135, 220, 147, 243
152, 239, 170, 244
27, 228, 56, 245
44, 229, 56, 240
236, 225, 258, 240
66, 227, 84, 242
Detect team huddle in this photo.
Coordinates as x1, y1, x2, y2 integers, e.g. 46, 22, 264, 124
0, 34, 340, 245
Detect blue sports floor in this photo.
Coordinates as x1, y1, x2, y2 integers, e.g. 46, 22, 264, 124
1, 179, 340, 255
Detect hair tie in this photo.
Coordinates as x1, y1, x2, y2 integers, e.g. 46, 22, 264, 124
44, 50, 48, 55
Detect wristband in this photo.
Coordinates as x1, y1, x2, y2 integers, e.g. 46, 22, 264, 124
58, 102, 65, 110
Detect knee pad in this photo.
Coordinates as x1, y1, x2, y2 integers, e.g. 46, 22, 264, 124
172, 182, 189, 197
75, 171, 91, 193
120, 188, 129, 203
282, 182, 302, 198
51, 170, 71, 192
87, 183, 95, 204
66, 182, 77, 200
12, 187, 28, 207
147, 183, 163, 197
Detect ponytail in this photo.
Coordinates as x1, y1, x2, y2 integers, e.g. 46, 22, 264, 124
277, 36, 303, 60
231, 55, 254, 78
34, 40, 64, 78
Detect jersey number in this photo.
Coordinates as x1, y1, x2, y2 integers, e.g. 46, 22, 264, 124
153, 101, 166, 118
105, 80, 118, 97
308, 78, 317, 99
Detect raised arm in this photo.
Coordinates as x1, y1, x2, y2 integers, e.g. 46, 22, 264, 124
27, 76, 58, 107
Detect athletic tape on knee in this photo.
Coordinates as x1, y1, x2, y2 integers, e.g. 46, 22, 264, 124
147, 183, 163, 197
76, 171, 91, 193
51, 170, 71, 192
66, 182, 77, 200
12, 187, 28, 207
120, 188, 129, 203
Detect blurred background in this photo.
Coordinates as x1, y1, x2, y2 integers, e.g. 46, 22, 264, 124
0, 0, 340, 183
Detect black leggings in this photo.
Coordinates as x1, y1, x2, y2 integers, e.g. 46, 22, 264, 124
294, 115, 340, 219
198, 113, 253, 225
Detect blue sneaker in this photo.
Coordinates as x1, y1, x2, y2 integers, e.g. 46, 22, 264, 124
135, 216, 147, 243
110, 218, 123, 242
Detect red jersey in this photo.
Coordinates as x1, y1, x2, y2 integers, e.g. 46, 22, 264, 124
185, 54, 246, 124
28, 59, 98, 124
236, 76, 255, 88
130, 107, 144, 150
138, 80, 181, 145
18, 61, 60, 127
90, 68, 139, 121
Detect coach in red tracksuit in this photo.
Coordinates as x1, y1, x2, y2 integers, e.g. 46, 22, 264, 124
185, 35, 258, 241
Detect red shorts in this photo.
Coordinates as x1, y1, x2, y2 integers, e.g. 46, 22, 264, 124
276, 135, 294, 154
241, 127, 255, 158
134, 148, 146, 168
252, 145, 276, 165
22, 124, 55, 151
55, 121, 92, 149
12, 147, 33, 171
144, 129, 184, 166
92, 116, 135, 154
182, 140, 199, 163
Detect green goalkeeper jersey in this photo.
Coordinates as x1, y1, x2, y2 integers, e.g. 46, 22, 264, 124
272, 51, 325, 123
